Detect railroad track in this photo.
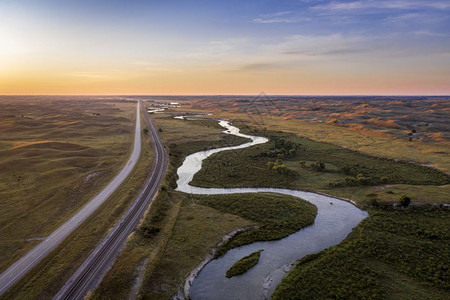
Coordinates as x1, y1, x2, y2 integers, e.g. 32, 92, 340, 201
0, 102, 143, 296
54, 101, 167, 299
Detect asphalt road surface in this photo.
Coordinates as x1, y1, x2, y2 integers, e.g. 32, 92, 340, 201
0, 102, 143, 296
53, 101, 167, 299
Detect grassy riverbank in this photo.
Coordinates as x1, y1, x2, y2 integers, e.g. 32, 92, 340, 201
273, 208, 450, 300
197, 193, 317, 257
137, 196, 254, 299
136, 192, 315, 299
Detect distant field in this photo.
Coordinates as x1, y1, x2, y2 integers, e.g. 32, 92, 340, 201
188, 96, 450, 145
164, 96, 450, 172
0, 96, 136, 272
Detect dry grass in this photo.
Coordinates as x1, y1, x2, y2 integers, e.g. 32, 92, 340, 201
1, 104, 154, 299
0, 97, 137, 272
138, 196, 253, 299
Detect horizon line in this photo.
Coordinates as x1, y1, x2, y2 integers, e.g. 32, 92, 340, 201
1, 94, 450, 97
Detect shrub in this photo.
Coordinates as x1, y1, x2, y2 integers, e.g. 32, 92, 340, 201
312, 161, 326, 171
399, 195, 411, 208
140, 225, 160, 238
380, 176, 389, 183
266, 161, 275, 170
273, 164, 287, 174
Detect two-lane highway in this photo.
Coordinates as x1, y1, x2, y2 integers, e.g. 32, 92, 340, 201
53, 101, 167, 299
0, 101, 166, 298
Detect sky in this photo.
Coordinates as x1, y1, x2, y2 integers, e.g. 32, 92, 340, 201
0, 0, 449, 95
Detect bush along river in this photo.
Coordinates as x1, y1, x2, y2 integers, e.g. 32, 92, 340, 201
175, 120, 368, 300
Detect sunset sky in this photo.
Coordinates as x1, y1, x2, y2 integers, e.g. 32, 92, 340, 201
1, 0, 449, 95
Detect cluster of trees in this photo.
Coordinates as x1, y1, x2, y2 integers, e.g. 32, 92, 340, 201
257, 137, 300, 159
341, 164, 359, 176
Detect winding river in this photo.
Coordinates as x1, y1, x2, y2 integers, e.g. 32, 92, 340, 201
176, 120, 368, 300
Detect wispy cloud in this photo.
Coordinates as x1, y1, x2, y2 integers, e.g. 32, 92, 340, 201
313, 1, 450, 11
278, 34, 370, 57
253, 17, 297, 24
252, 11, 307, 24
263, 11, 294, 17
383, 12, 427, 23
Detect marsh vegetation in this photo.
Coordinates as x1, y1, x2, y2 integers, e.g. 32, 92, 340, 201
226, 250, 263, 278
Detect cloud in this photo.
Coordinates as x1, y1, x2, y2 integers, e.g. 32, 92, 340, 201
277, 34, 370, 58
313, 1, 450, 11
285, 48, 370, 56
253, 17, 296, 24
262, 11, 294, 17
274, 32, 450, 60
252, 11, 308, 24
383, 12, 427, 23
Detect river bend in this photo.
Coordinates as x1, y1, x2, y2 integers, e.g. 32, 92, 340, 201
176, 120, 368, 300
